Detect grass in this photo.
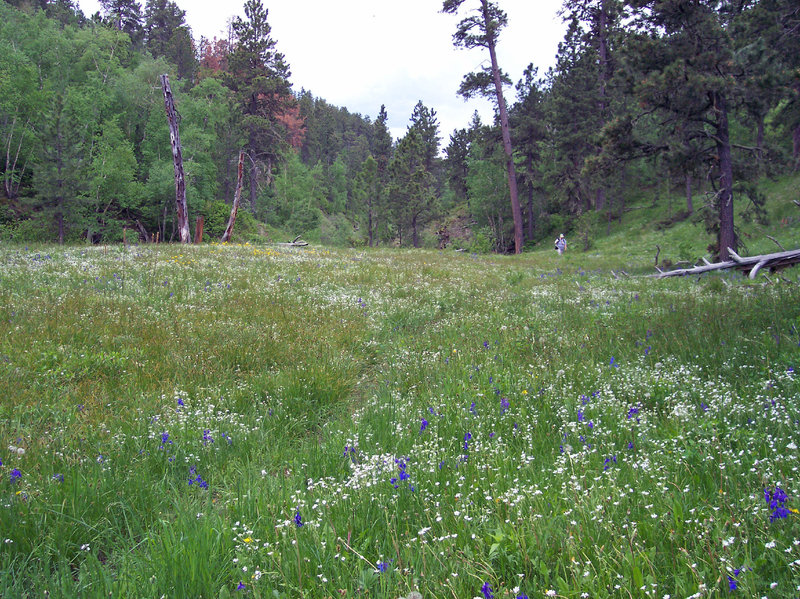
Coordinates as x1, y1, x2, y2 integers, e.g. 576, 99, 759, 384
0, 190, 799, 598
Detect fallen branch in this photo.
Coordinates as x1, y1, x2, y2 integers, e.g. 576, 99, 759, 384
651, 247, 800, 280
275, 234, 309, 247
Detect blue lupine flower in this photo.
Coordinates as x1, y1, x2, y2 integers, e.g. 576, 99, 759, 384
610, 356, 619, 368
202, 429, 214, 445
420, 418, 428, 433
577, 410, 584, 422
701, 402, 709, 412
294, 509, 304, 527
160, 432, 172, 447
390, 477, 398, 488
517, 595, 529, 599
728, 576, 737, 590
470, 402, 477, 415
500, 397, 509, 414
376, 560, 391, 572
627, 407, 639, 419
765, 486, 791, 521
9, 469, 21, 483
237, 582, 246, 590
52, 473, 64, 482
463, 432, 472, 451
481, 581, 494, 599
177, 398, 184, 407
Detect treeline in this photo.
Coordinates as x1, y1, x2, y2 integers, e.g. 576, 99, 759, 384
1, 0, 798, 254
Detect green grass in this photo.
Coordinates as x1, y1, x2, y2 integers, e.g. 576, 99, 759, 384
0, 206, 798, 598
538, 171, 800, 271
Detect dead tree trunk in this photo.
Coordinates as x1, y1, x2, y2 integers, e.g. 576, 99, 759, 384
160, 74, 191, 244
221, 151, 245, 243
194, 216, 204, 244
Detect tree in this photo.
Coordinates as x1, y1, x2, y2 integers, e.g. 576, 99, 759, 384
561, 0, 623, 211
389, 128, 436, 248
620, 0, 751, 260
143, 0, 195, 80
511, 65, 547, 240
353, 155, 379, 246
442, 0, 524, 254
226, 0, 292, 216
99, 0, 143, 46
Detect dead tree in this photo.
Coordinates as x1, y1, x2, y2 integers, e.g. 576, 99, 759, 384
653, 247, 800, 280
160, 74, 191, 244
220, 151, 245, 243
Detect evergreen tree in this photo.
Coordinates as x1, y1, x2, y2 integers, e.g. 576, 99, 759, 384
226, 0, 292, 216
620, 0, 756, 260
99, 0, 143, 46
511, 65, 547, 240
353, 154, 379, 246
442, 0, 524, 253
143, 0, 195, 80
389, 128, 436, 248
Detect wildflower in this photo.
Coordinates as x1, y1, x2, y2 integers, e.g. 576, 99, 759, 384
376, 560, 390, 573
610, 356, 620, 368
202, 430, 214, 445
420, 418, 429, 433
500, 397, 510, 414
627, 407, 639, 419
237, 582, 246, 590
765, 487, 791, 522
470, 402, 477, 415
52, 473, 64, 482
160, 432, 172, 447
294, 509, 303, 527
728, 576, 737, 590
481, 581, 494, 599
463, 432, 472, 451
9, 469, 21, 483
177, 398, 184, 407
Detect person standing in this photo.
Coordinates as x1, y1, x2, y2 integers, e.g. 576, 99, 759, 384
555, 233, 567, 255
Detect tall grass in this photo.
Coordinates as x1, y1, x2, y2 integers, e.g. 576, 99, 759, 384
0, 241, 798, 598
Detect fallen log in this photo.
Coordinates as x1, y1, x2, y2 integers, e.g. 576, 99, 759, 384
652, 247, 800, 279
275, 235, 309, 247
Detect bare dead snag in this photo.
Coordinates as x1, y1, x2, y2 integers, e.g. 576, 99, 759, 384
160, 74, 191, 244
194, 216, 204, 244
220, 151, 245, 243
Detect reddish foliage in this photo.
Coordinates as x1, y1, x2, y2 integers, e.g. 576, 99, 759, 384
197, 36, 229, 77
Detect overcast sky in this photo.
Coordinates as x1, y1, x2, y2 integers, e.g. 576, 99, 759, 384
76, 0, 566, 143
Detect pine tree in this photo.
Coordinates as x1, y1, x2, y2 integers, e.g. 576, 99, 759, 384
99, 0, 143, 46
620, 0, 758, 260
442, 0, 523, 254
226, 0, 292, 216
143, 0, 195, 80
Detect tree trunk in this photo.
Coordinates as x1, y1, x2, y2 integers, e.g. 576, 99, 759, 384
526, 154, 534, 241
713, 92, 736, 261
160, 74, 191, 244
685, 173, 693, 214
368, 197, 374, 247
249, 161, 258, 216
412, 213, 419, 248
221, 151, 245, 243
482, 0, 523, 254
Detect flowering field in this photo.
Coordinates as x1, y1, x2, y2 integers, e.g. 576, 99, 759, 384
0, 243, 798, 599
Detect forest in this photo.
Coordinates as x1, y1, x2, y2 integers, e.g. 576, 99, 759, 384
0, 0, 798, 257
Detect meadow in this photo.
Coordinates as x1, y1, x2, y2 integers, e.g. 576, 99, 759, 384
0, 241, 798, 598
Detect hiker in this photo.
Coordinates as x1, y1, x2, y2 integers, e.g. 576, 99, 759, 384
554, 234, 567, 255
